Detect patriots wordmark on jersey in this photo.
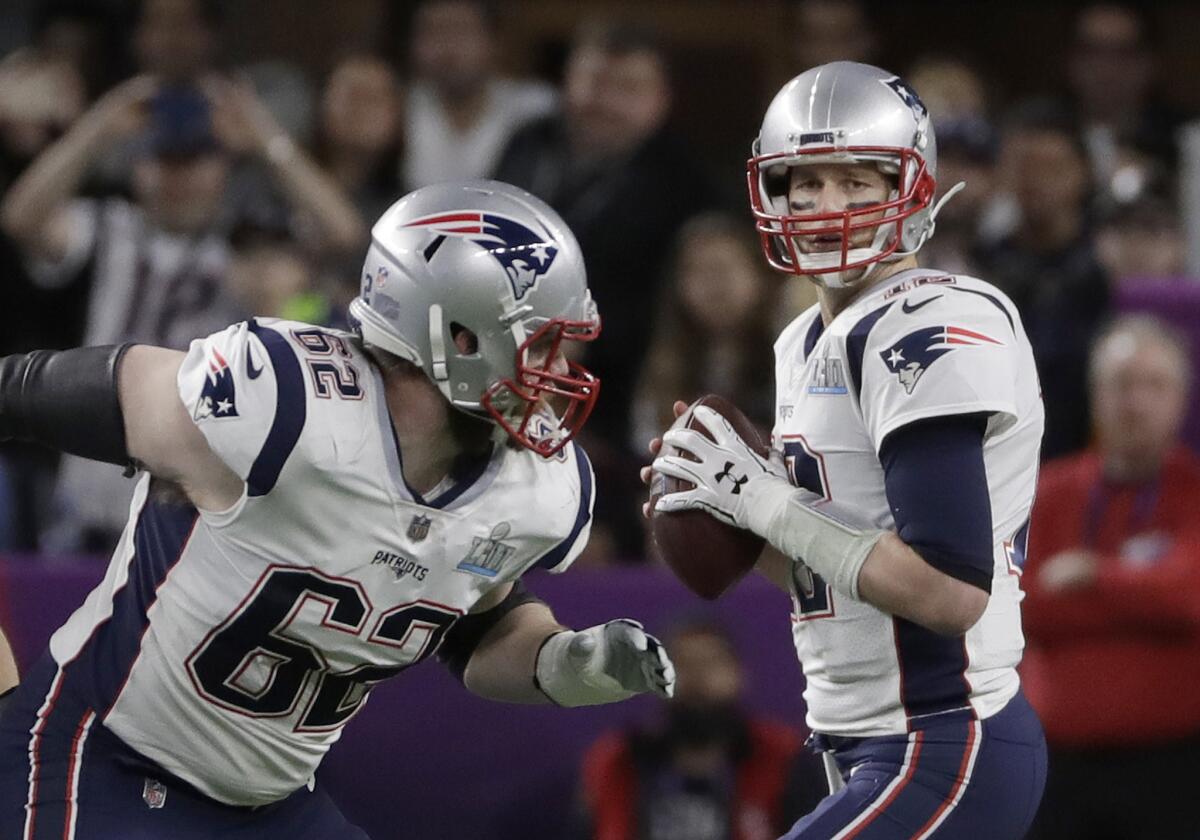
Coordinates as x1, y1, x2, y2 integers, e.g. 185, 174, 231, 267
773, 269, 1044, 738
39, 318, 595, 806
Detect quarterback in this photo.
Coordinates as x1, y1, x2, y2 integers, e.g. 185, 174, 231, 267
0, 180, 674, 838
652, 63, 1046, 838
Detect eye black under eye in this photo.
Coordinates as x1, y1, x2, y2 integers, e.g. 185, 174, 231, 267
764, 170, 789, 196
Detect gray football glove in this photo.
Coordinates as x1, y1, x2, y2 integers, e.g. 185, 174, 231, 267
535, 619, 676, 707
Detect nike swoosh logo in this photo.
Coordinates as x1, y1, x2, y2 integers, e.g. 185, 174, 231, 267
901, 295, 942, 314
247, 348, 264, 379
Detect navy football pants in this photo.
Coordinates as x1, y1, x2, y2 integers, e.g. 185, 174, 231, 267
781, 690, 1047, 839
0, 655, 370, 840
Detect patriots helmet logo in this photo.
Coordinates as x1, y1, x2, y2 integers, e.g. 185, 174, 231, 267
194, 347, 239, 420
405, 211, 558, 301
882, 76, 928, 123
880, 326, 1002, 394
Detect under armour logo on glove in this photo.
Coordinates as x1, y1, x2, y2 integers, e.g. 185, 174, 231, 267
654, 406, 790, 530
715, 461, 749, 494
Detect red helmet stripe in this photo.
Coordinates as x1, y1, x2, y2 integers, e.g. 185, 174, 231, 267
405, 212, 482, 226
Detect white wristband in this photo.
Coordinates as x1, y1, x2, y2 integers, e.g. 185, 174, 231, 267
741, 476, 885, 600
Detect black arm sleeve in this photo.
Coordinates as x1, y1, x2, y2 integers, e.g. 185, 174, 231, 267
0, 345, 133, 468
879, 412, 994, 593
437, 580, 546, 682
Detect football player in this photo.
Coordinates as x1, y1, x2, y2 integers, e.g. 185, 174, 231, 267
0, 180, 674, 839
648, 62, 1046, 838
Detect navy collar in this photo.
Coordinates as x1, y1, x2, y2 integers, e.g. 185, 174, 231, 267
372, 368, 502, 511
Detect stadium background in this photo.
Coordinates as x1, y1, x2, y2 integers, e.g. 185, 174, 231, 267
2, 0, 1200, 837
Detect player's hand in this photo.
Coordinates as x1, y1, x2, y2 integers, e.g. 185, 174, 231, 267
653, 405, 788, 530
639, 400, 688, 519
535, 619, 675, 707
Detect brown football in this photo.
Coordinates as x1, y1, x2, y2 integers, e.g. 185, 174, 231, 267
649, 394, 769, 600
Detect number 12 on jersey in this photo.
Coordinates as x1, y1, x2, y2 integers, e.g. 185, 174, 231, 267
781, 436, 835, 620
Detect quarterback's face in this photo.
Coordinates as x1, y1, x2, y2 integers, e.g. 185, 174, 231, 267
786, 163, 892, 253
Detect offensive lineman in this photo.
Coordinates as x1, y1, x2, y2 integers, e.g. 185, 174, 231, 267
649, 62, 1047, 837
0, 180, 674, 838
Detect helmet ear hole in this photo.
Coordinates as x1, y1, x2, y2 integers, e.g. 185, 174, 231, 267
450, 322, 479, 356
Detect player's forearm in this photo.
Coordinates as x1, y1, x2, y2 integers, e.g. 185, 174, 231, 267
746, 481, 987, 635
462, 602, 564, 704
857, 533, 989, 636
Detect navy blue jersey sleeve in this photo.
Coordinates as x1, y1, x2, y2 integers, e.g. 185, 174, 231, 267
879, 412, 993, 593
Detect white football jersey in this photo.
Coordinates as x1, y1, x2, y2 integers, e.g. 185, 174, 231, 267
773, 269, 1043, 737
47, 319, 594, 805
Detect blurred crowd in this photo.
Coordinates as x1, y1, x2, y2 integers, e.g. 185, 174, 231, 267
2, 0, 1200, 836
1, 0, 1196, 554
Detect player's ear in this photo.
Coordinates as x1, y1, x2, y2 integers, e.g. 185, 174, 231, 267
451, 323, 479, 355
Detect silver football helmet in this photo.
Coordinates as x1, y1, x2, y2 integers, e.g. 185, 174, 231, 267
748, 61, 961, 287
349, 180, 601, 457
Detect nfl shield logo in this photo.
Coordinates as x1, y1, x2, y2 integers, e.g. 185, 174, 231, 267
143, 778, 167, 809
407, 515, 432, 542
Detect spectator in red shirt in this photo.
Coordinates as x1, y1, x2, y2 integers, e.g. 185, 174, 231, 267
1023, 313, 1200, 839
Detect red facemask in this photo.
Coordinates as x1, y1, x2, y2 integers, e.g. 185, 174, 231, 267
481, 316, 601, 457
746, 146, 935, 276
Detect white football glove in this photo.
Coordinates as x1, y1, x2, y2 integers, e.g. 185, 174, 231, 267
653, 405, 790, 531
535, 619, 676, 707
654, 405, 886, 600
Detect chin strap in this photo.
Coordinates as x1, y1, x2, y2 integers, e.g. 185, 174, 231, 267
922, 180, 966, 242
